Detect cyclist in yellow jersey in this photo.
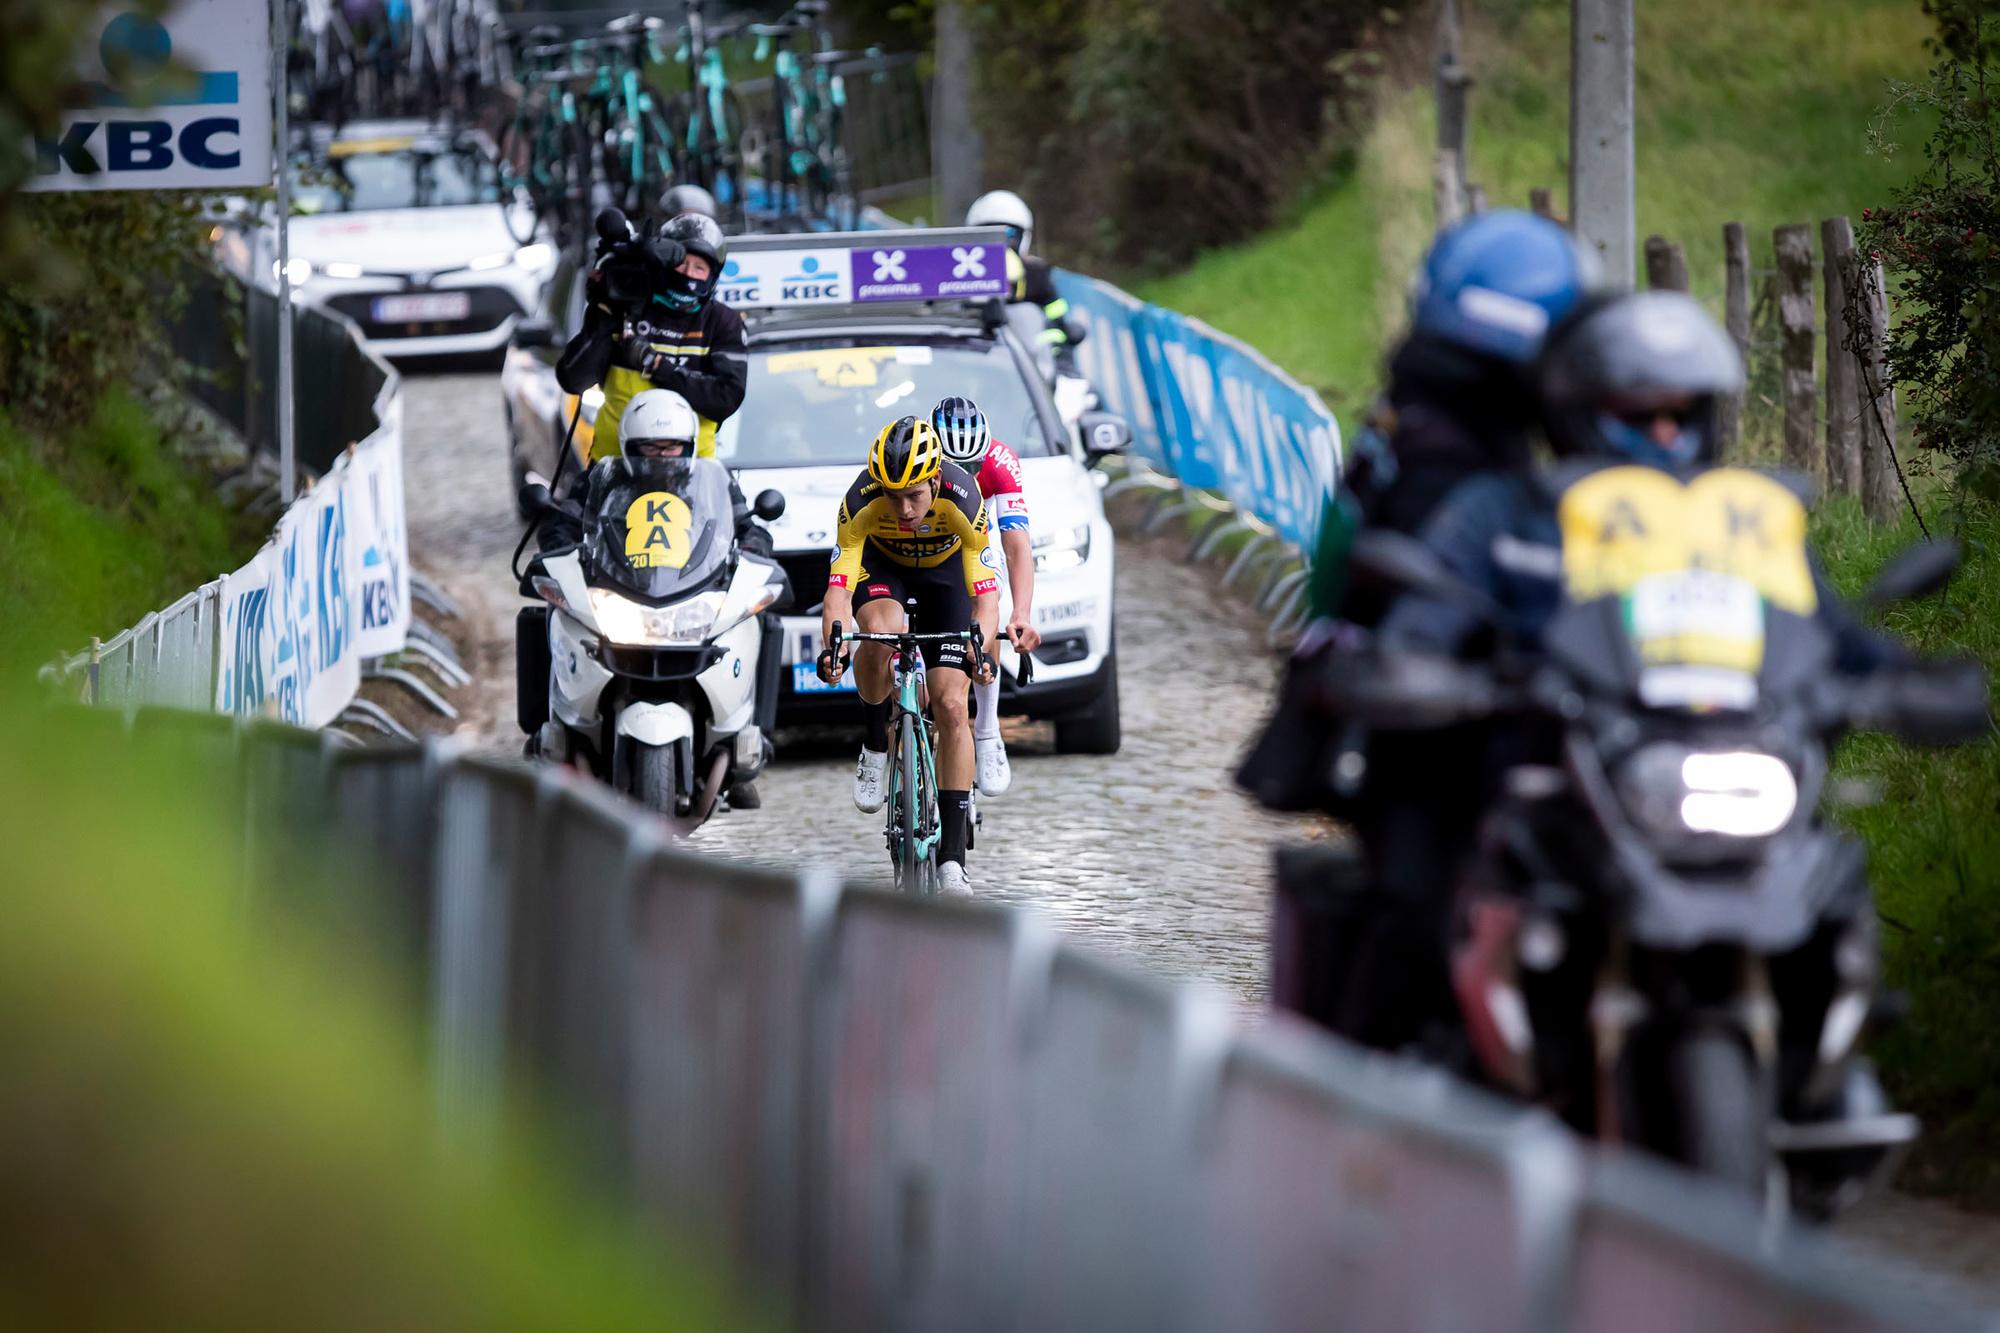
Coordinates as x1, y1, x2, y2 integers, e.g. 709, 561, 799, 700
819, 416, 999, 895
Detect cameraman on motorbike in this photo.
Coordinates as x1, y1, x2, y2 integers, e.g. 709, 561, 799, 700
1332, 290, 1918, 1052
551, 211, 778, 805
1237, 212, 1594, 1045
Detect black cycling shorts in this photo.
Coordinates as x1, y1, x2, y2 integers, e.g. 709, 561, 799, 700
851, 542, 975, 672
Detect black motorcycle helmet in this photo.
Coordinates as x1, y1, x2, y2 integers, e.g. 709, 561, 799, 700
651, 211, 728, 314
1538, 290, 1745, 471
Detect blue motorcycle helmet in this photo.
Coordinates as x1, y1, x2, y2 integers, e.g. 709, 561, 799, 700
1409, 210, 1596, 366
1539, 290, 1745, 471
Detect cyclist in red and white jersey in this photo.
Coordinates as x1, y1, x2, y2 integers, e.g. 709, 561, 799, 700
932, 396, 1041, 795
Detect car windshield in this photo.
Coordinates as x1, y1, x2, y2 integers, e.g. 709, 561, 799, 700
290, 141, 499, 213
714, 337, 1056, 470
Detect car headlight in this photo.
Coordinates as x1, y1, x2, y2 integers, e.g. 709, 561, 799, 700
321, 261, 365, 279
1616, 744, 1799, 841
587, 588, 725, 646
468, 249, 512, 272
513, 242, 555, 272
1033, 522, 1091, 574
272, 257, 313, 285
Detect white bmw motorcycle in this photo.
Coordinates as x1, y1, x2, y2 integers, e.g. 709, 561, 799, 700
518, 455, 787, 826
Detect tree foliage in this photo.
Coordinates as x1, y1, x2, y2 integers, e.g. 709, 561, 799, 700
958, 0, 1401, 274
0, 0, 222, 436
1858, 0, 2000, 480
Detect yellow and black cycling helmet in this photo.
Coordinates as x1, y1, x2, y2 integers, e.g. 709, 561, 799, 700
868, 415, 944, 490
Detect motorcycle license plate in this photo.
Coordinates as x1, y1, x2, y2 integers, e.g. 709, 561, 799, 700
792, 661, 854, 693
1627, 569, 1764, 671
372, 292, 470, 322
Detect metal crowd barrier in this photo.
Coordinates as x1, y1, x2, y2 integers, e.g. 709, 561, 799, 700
87, 708, 1996, 1332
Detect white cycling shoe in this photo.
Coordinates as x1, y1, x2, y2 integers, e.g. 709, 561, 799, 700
975, 735, 1011, 796
937, 861, 973, 897
853, 748, 888, 813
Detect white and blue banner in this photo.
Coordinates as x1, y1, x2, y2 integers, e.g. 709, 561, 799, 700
1055, 270, 1342, 554
217, 470, 362, 726
215, 420, 406, 726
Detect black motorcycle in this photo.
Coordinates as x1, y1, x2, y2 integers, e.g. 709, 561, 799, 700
1287, 465, 1988, 1216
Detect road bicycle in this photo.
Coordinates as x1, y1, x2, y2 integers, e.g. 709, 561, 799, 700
496, 30, 591, 246
664, 0, 747, 226
743, 1, 872, 229
823, 614, 990, 896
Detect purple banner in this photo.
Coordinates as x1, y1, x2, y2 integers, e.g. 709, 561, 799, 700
850, 242, 1009, 302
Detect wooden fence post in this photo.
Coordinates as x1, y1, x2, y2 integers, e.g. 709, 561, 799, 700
1643, 235, 1688, 291
1820, 217, 1863, 498
1773, 224, 1819, 483
1433, 153, 1465, 232
1530, 186, 1556, 220
1856, 259, 1902, 523
1718, 223, 1750, 459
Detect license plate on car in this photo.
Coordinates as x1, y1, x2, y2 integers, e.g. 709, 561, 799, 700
372, 292, 470, 322
791, 661, 854, 693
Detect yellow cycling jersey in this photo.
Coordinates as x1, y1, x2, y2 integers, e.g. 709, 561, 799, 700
829, 460, 999, 597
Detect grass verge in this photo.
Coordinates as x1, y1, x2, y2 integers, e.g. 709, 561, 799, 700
1814, 495, 2000, 1204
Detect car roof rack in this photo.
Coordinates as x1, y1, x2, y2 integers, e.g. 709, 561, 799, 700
720, 226, 1015, 328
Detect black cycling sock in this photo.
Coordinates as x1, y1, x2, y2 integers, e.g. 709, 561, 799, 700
863, 697, 889, 752
939, 789, 971, 867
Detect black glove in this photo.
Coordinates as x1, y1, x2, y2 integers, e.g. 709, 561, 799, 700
621, 336, 681, 384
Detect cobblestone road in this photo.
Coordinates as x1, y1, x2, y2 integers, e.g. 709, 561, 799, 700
399, 369, 1998, 1303
401, 370, 1333, 1001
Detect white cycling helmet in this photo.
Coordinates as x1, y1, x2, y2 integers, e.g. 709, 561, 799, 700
619, 388, 699, 459
966, 189, 1034, 256
931, 396, 991, 466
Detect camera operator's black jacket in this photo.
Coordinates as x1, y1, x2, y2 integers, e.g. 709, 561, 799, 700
556, 290, 748, 459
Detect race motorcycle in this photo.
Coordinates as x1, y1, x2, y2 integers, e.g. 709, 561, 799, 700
517, 455, 788, 826
1293, 464, 1988, 1216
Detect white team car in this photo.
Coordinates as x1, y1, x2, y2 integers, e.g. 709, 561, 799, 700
716, 228, 1131, 754
216, 118, 556, 360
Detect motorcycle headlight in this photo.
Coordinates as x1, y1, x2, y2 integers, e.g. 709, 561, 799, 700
1616, 744, 1799, 841
587, 588, 726, 646
1033, 523, 1091, 573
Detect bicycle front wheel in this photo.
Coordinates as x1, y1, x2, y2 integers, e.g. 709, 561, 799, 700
892, 711, 923, 894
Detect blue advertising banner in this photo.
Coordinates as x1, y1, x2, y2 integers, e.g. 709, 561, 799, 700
1055, 271, 1342, 554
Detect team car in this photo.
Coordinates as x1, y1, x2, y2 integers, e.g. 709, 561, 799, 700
716, 228, 1129, 753
217, 119, 557, 361
498, 226, 1130, 752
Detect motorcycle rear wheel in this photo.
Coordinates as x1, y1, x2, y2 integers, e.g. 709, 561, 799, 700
1669, 1029, 1771, 1200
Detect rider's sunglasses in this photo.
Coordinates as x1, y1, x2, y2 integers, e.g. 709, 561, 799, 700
1003, 224, 1026, 246
1608, 403, 1698, 431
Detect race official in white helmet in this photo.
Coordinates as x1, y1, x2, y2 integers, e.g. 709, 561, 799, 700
966, 188, 1081, 358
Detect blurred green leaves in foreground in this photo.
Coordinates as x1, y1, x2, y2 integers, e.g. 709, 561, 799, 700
0, 702, 756, 1329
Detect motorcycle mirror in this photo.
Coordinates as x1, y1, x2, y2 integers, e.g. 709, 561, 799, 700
518, 481, 556, 517
1079, 411, 1131, 466
1348, 529, 1505, 624
512, 316, 556, 349
752, 488, 786, 522
1863, 539, 1961, 608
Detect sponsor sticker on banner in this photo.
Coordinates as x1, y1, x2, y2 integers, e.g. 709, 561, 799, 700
715, 249, 849, 307
851, 242, 1009, 301
26, 0, 274, 192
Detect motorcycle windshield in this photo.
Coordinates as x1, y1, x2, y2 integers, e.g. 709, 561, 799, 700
1543, 464, 1824, 712
583, 457, 734, 602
